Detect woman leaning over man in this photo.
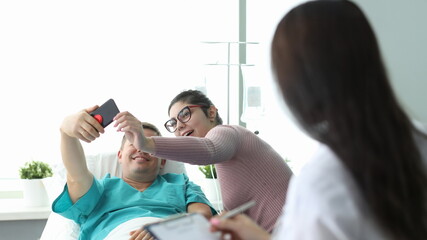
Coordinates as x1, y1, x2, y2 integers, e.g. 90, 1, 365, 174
209, 0, 427, 239
114, 89, 293, 233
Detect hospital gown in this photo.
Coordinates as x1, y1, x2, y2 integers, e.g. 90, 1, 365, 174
52, 173, 214, 240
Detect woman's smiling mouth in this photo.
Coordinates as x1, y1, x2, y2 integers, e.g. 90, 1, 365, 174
182, 130, 194, 136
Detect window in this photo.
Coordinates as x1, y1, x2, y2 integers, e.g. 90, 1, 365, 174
0, 0, 316, 182
0, 1, 238, 179
243, 0, 317, 174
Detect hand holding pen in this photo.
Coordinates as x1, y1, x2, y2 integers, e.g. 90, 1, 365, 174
209, 200, 270, 240
220, 200, 256, 219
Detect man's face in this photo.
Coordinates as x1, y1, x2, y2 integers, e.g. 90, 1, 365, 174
118, 128, 164, 181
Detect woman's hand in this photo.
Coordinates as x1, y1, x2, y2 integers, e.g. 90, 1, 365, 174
114, 111, 145, 145
60, 105, 104, 143
114, 111, 156, 153
210, 214, 271, 240
129, 228, 155, 240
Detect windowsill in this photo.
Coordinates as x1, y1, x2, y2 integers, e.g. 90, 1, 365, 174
0, 199, 51, 221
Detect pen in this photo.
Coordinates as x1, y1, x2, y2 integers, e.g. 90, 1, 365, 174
220, 200, 256, 219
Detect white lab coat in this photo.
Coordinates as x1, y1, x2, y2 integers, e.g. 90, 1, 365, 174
273, 132, 427, 240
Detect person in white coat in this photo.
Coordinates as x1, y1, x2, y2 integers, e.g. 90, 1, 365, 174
209, 1, 427, 239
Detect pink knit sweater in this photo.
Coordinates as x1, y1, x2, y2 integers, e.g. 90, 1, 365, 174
152, 125, 293, 232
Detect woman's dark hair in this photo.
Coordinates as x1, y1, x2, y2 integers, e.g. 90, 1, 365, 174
272, 0, 427, 239
168, 89, 223, 125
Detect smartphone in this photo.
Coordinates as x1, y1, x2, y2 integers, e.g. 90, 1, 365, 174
89, 99, 120, 128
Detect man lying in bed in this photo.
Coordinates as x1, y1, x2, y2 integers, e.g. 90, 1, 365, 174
54, 106, 215, 240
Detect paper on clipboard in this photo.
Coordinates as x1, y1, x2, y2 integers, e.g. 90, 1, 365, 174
145, 213, 220, 240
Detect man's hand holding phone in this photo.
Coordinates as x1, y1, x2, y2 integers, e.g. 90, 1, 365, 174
60, 105, 104, 143
60, 99, 120, 143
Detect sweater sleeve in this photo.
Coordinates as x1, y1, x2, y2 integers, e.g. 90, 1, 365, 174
152, 125, 240, 165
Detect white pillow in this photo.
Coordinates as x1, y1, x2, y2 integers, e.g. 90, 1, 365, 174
84, 151, 187, 178
40, 152, 187, 240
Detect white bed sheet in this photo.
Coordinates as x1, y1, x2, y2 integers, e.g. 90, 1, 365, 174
104, 217, 162, 239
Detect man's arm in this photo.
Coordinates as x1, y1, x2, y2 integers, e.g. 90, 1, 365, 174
60, 106, 104, 203
183, 175, 215, 219
187, 202, 213, 219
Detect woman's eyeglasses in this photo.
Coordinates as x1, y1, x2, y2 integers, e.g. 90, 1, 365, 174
164, 105, 207, 133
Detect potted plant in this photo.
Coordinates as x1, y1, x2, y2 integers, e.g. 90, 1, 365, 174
198, 164, 217, 179
198, 165, 222, 210
19, 161, 53, 207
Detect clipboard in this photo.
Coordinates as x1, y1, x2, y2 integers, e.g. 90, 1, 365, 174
145, 213, 220, 240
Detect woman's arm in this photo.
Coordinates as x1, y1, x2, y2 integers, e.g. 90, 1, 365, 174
151, 125, 240, 165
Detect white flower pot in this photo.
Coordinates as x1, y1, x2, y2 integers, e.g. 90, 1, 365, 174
202, 178, 223, 211
21, 179, 49, 207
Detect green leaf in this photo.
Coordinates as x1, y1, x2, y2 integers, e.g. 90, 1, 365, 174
198, 165, 217, 179
19, 161, 53, 179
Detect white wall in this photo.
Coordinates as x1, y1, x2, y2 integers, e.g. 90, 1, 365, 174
354, 0, 427, 125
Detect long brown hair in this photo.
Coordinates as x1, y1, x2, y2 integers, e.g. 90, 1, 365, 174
272, 0, 427, 239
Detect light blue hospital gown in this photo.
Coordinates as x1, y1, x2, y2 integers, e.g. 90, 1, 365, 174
52, 173, 215, 240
